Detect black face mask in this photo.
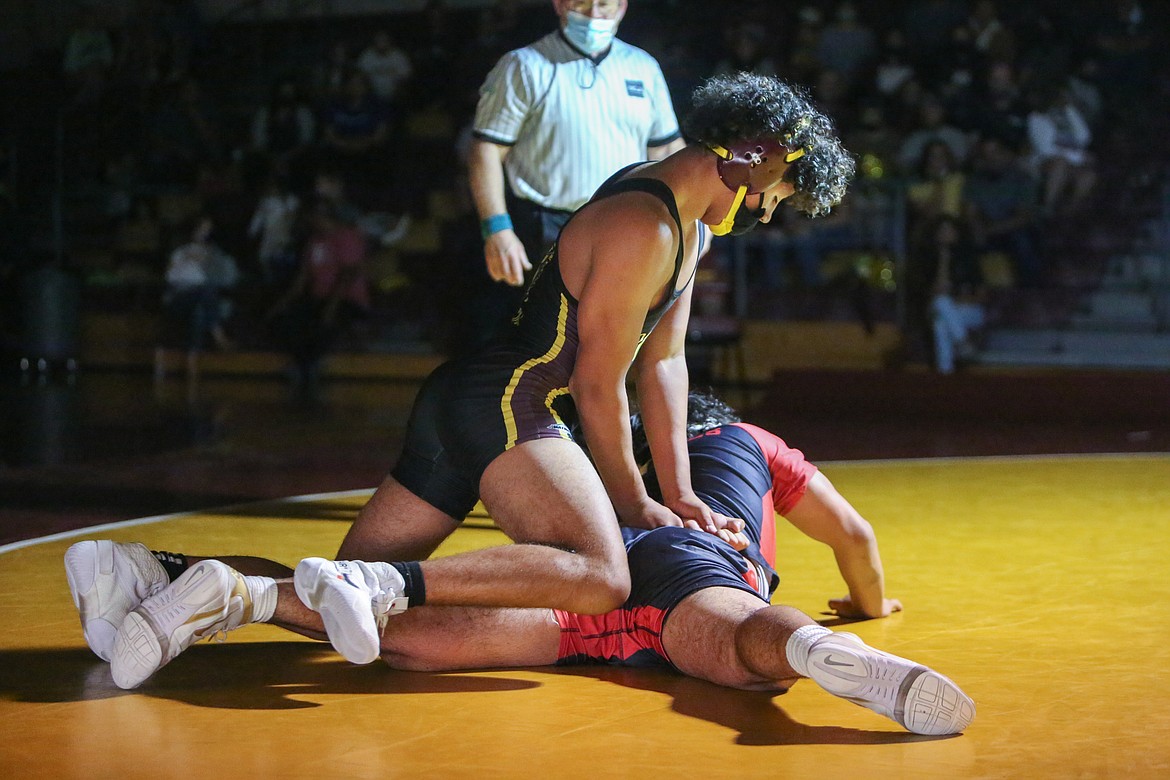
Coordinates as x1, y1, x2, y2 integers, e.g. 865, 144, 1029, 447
728, 193, 766, 236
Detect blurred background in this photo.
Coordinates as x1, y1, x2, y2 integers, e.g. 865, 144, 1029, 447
1, 0, 1168, 542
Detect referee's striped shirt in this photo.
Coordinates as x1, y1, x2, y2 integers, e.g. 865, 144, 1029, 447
473, 31, 682, 213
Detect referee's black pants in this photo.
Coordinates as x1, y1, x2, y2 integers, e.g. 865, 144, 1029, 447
468, 192, 572, 350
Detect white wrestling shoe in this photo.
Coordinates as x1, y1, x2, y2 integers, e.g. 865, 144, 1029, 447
110, 559, 252, 689
64, 540, 169, 662
805, 632, 976, 736
293, 558, 408, 665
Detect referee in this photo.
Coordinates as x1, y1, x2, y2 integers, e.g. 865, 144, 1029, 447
467, 0, 684, 340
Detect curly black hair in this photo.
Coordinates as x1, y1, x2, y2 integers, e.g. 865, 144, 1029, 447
628, 390, 743, 468
683, 72, 855, 217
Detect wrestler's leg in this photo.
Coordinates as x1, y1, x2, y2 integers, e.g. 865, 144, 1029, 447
162, 556, 330, 640
660, 586, 810, 691
378, 606, 561, 671
186, 555, 292, 577
336, 474, 460, 562
411, 438, 630, 614
663, 587, 977, 734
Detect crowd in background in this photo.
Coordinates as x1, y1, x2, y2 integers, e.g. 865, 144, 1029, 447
1, 0, 1167, 371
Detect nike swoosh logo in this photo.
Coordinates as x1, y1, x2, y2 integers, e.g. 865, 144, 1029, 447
823, 656, 855, 667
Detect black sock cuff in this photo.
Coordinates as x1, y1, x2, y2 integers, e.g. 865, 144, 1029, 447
391, 561, 426, 607
152, 550, 189, 582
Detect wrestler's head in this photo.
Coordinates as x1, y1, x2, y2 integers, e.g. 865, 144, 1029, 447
682, 390, 742, 437
627, 390, 743, 469
683, 72, 855, 219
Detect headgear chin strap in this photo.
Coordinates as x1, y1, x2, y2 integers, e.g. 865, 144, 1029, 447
707, 138, 806, 236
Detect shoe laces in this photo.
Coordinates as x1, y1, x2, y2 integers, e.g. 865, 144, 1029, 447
371, 591, 409, 635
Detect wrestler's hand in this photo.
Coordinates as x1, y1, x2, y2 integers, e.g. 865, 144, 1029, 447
484, 229, 532, 287
666, 493, 749, 551
620, 497, 686, 530
828, 594, 903, 619
712, 527, 751, 552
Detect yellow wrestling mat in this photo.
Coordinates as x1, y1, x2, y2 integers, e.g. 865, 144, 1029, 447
2, 455, 1169, 779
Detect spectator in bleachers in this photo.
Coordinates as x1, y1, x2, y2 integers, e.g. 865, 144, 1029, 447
313, 167, 409, 249
897, 92, 971, 175
195, 159, 253, 266
916, 215, 986, 374
886, 76, 928, 136
782, 8, 825, 85
872, 29, 916, 100
1025, 85, 1096, 217
713, 21, 778, 77
905, 140, 966, 250
249, 173, 301, 290
266, 197, 370, 402
844, 100, 902, 181
934, 23, 981, 126
814, 1, 877, 87
966, 0, 1016, 63
319, 69, 391, 203
162, 213, 239, 355
356, 30, 414, 106
759, 197, 865, 293
313, 168, 362, 226
810, 68, 857, 137
252, 79, 316, 170
962, 134, 1041, 287
970, 60, 1028, 152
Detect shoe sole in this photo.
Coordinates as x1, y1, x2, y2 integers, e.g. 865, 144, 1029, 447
900, 669, 977, 736
109, 561, 237, 689
110, 610, 163, 690
64, 540, 117, 662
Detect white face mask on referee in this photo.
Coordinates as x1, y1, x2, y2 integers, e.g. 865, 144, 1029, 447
563, 10, 617, 55
556, 0, 625, 56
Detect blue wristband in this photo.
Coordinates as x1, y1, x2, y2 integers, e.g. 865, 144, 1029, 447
480, 213, 513, 241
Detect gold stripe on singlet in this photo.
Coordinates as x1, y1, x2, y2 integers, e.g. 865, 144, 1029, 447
500, 293, 570, 449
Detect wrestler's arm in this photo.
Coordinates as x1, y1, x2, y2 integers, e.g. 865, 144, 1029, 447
633, 284, 744, 541
783, 473, 902, 619
631, 281, 691, 501
570, 203, 683, 529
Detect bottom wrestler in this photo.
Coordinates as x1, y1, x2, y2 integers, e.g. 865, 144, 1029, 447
64, 393, 975, 736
